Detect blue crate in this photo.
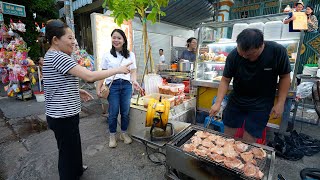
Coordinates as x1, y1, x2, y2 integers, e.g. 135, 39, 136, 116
196, 111, 209, 123
204, 116, 224, 133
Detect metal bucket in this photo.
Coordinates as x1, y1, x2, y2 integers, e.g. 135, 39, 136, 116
178, 60, 191, 72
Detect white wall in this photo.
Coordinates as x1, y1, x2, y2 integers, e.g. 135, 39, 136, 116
131, 17, 195, 79
132, 17, 194, 38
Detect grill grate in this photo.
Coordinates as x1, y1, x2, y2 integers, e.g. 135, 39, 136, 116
174, 126, 272, 180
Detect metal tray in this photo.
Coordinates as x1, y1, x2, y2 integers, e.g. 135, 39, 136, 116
167, 125, 275, 180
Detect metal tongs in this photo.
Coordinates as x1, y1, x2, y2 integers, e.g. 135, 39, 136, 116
204, 116, 214, 132
204, 114, 222, 132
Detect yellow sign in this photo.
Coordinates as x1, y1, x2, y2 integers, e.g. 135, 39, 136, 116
282, 0, 297, 3
265, 1, 278, 8
293, 12, 308, 30
231, 4, 260, 13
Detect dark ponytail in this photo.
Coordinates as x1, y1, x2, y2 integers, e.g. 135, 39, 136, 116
45, 19, 69, 45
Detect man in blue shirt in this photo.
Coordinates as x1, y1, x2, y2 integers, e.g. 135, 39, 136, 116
283, 2, 304, 32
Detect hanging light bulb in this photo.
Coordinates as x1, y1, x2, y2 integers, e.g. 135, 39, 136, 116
8, 28, 14, 36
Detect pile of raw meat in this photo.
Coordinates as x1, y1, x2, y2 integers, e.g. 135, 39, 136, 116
182, 131, 267, 179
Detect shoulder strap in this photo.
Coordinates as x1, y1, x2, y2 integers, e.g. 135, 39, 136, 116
107, 56, 125, 88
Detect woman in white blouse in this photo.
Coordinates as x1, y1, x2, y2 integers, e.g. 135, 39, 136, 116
96, 29, 141, 148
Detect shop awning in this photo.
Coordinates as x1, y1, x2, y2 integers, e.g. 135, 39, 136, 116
61, 0, 214, 29
160, 0, 215, 29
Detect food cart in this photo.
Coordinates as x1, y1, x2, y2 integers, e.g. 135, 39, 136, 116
193, 13, 304, 129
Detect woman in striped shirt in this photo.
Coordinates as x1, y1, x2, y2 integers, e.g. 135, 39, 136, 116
43, 19, 131, 180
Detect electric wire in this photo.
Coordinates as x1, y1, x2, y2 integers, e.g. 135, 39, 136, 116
142, 141, 166, 166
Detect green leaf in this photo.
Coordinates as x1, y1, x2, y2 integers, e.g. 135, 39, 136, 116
160, 11, 166, 16
147, 12, 157, 23
106, 0, 170, 25
102, 0, 107, 9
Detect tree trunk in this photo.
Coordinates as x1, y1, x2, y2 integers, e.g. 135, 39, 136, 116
142, 11, 149, 73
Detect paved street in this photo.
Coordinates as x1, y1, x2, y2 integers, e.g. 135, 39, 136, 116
0, 95, 166, 180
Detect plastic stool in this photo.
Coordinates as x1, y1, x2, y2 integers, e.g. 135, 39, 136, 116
204, 116, 224, 133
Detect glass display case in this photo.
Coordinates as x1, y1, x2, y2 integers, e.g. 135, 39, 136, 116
193, 13, 304, 129
195, 40, 299, 84
193, 13, 303, 89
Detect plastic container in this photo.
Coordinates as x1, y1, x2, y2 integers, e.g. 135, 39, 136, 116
182, 80, 190, 93
174, 93, 185, 106
34, 91, 45, 102
143, 93, 175, 108
159, 83, 185, 96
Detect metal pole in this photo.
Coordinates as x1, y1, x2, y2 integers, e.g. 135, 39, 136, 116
64, 0, 75, 32
278, 0, 282, 14
291, 31, 305, 89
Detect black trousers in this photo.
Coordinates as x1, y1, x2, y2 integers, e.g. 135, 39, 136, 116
47, 114, 83, 180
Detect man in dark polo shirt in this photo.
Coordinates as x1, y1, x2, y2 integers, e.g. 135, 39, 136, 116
209, 28, 291, 143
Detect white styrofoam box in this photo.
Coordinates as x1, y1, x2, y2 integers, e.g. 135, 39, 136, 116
303, 66, 318, 76
281, 23, 300, 40
247, 22, 265, 32
317, 69, 320, 78
231, 23, 249, 41
219, 38, 233, 42
264, 21, 283, 40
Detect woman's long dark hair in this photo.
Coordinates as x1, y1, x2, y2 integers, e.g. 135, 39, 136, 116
307, 5, 315, 15
110, 29, 130, 58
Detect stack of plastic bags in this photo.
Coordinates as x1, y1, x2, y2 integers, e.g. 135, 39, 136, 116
143, 74, 163, 95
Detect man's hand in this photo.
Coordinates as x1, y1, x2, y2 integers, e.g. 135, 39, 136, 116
209, 103, 221, 117
80, 89, 94, 102
270, 103, 285, 119
291, 15, 296, 21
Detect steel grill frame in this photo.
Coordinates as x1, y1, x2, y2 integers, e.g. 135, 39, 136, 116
165, 125, 275, 180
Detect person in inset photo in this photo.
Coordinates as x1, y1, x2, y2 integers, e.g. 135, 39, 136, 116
305, 5, 318, 33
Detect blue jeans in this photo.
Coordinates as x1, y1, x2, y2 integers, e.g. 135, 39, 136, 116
107, 79, 132, 133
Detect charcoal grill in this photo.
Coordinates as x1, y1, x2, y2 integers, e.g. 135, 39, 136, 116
165, 125, 275, 180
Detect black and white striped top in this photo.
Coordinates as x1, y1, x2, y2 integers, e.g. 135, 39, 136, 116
43, 50, 81, 118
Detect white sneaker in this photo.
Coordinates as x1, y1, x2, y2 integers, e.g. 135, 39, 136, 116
109, 134, 117, 148
120, 132, 132, 144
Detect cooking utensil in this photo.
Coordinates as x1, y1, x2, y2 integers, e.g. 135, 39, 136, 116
204, 116, 213, 132
178, 60, 191, 72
